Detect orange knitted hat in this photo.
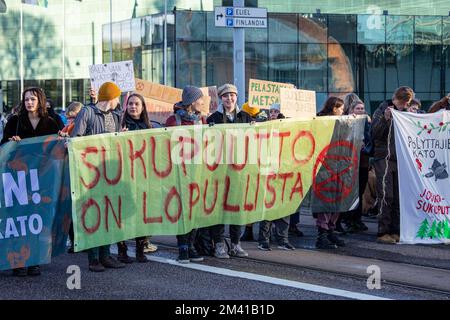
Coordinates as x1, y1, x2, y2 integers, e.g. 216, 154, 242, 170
98, 82, 121, 102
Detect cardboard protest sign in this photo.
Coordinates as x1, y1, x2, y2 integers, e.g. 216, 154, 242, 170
134, 78, 210, 123
89, 60, 135, 93
134, 78, 182, 124
248, 79, 295, 109
0, 136, 71, 270
280, 88, 316, 118
392, 110, 450, 244
68, 116, 365, 251
200, 86, 219, 114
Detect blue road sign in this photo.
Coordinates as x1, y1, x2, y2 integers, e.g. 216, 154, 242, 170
226, 8, 233, 16
226, 18, 234, 27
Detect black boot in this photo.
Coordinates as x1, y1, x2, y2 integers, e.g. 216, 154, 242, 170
240, 225, 254, 241
117, 242, 133, 263
316, 228, 337, 249
135, 238, 148, 263
327, 230, 345, 247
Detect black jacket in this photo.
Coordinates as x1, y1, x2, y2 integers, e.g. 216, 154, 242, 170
1, 113, 60, 145
370, 100, 400, 161
207, 107, 254, 125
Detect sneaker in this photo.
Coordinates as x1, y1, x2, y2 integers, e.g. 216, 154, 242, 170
12, 267, 27, 277
214, 242, 230, 259
288, 226, 304, 237
100, 256, 126, 268
188, 248, 204, 262
257, 243, 271, 251
143, 241, 158, 253
278, 242, 295, 250
390, 234, 400, 242
177, 247, 190, 264
67, 245, 74, 254
377, 234, 397, 244
89, 259, 106, 272
316, 232, 338, 249
343, 221, 359, 233
327, 231, 345, 247
27, 265, 41, 276
335, 222, 347, 235
117, 253, 134, 264
230, 243, 249, 257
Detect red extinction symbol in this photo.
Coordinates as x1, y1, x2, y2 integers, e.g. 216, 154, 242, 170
312, 141, 358, 203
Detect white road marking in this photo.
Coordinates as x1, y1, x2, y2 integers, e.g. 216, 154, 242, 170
112, 247, 391, 300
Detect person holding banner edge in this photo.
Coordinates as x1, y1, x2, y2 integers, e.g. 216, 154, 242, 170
116, 93, 154, 264
1, 87, 60, 276
71, 81, 126, 272
371, 86, 415, 244
166, 85, 206, 264
204, 83, 250, 259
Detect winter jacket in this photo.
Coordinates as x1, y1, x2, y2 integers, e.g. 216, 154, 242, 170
206, 103, 253, 124
123, 113, 151, 131
370, 100, 400, 161
70, 104, 121, 137
1, 113, 60, 145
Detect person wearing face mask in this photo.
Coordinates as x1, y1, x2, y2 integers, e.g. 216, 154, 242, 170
371, 86, 414, 244
71, 81, 126, 272
1, 87, 60, 277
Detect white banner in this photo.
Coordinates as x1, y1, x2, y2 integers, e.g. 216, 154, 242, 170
392, 110, 450, 244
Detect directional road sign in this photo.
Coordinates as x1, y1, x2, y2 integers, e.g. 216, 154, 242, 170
215, 6, 268, 28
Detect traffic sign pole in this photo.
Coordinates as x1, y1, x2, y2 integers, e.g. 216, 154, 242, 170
233, 0, 245, 107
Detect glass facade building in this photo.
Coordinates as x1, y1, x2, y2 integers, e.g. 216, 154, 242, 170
111, 10, 450, 112
1, 0, 450, 113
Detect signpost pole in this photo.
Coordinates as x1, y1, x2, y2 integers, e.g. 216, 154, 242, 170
233, 0, 245, 107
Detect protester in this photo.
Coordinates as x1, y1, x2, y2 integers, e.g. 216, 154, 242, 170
314, 97, 346, 249
371, 86, 414, 244
341, 98, 371, 233
71, 81, 126, 271
61, 101, 83, 136
1, 87, 60, 276
407, 98, 421, 113
203, 83, 250, 259
46, 99, 65, 130
165, 86, 206, 264
268, 103, 285, 120
116, 93, 154, 264
343, 92, 361, 115
428, 94, 450, 113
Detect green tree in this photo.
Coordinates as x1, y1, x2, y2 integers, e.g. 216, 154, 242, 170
416, 219, 430, 239
427, 220, 438, 239
436, 221, 445, 239
443, 220, 450, 239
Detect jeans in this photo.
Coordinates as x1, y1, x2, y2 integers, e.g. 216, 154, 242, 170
258, 216, 289, 245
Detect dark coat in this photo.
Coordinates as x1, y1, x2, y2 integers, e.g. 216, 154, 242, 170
1, 113, 59, 145
370, 100, 399, 161
207, 109, 254, 124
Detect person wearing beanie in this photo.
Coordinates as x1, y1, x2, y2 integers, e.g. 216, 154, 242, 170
165, 85, 206, 264
269, 103, 286, 120
70, 81, 125, 272
195, 83, 250, 260
165, 85, 207, 127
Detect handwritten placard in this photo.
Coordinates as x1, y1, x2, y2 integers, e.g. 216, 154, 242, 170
89, 60, 135, 93
280, 88, 316, 118
248, 79, 295, 109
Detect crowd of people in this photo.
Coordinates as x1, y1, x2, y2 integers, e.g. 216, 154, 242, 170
1, 81, 449, 276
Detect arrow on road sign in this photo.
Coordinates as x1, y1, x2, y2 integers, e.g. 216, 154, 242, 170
216, 13, 223, 20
